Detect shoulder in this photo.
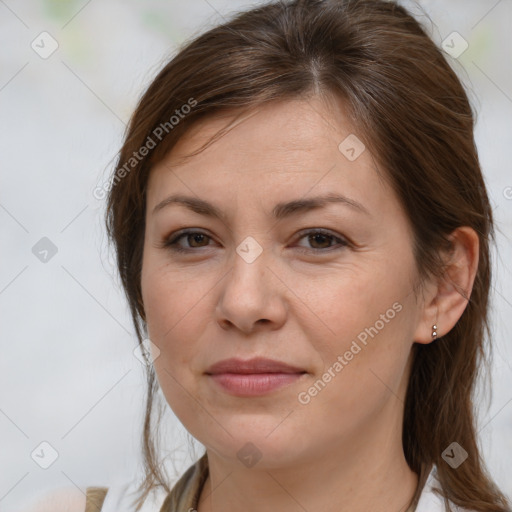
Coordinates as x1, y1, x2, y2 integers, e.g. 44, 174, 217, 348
100, 455, 207, 512
20, 487, 87, 512
21, 455, 207, 512
100, 480, 167, 512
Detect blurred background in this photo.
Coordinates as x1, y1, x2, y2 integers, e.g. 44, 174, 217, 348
0, 1, 511, 510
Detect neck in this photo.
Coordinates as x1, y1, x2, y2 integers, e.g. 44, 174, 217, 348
196, 415, 419, 512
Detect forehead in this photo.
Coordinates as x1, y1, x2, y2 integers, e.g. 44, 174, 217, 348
146, 97, 395, 219
163, 96, 356, 166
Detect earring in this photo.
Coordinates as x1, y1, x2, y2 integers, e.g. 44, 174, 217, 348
432, 324, 438, 340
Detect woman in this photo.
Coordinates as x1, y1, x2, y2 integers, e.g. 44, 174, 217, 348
37, 0, 512, 511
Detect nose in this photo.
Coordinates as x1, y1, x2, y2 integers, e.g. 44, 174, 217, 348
215, 245, 287, 335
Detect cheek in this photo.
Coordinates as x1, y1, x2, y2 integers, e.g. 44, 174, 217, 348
142, 257, 211, 343
141, 255, 223, 404
296, 301, 413, 440
141, 261, 212, 430
292, 255, 415, 398
290, 260, 408, 351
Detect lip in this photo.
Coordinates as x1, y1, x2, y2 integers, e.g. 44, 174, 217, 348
205, 357, 307, 397
206, 357, 306, 375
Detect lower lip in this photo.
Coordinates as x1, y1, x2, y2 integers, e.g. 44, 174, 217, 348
208, 372, 305, 396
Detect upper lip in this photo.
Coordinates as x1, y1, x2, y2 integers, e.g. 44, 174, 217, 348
205, 357, 306, 375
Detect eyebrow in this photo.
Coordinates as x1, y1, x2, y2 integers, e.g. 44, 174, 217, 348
152, 193, 370, 219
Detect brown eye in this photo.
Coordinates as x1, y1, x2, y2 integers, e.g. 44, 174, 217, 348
186, 233, 210, 248
163, 230, 214, 253
307, 233, 333, 249
295, 229, 349, 253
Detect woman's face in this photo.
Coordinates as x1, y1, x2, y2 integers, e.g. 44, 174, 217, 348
141, 96, 429, 468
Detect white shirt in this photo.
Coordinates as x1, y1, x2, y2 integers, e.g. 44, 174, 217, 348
415, 466, 471, 512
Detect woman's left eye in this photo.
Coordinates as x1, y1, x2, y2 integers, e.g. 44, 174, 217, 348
161, 229, 349, 253
294, 229, 349, 252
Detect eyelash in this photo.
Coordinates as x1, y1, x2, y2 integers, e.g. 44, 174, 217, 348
161, 228, 350, 254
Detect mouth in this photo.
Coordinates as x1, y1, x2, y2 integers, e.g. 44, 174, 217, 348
205, 357, 307, 397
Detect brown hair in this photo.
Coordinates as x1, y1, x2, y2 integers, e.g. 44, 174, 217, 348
105, 0, 511, 510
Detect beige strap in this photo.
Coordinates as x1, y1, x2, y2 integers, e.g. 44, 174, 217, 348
85, 487, 109, 512
160, 453, 209, 511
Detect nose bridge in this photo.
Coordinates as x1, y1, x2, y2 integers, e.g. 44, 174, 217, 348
216, 234, 285, 332
228, 234, 269, 303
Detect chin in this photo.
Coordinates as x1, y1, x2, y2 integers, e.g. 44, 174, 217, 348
198, 422, 308, 470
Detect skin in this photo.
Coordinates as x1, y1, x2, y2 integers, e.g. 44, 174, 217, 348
140, 95, 479, 512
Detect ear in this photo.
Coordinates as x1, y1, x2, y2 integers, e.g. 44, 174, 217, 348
413, 226, 479, 344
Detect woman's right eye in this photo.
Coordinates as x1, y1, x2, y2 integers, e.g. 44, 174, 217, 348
162, 230, 214, 253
